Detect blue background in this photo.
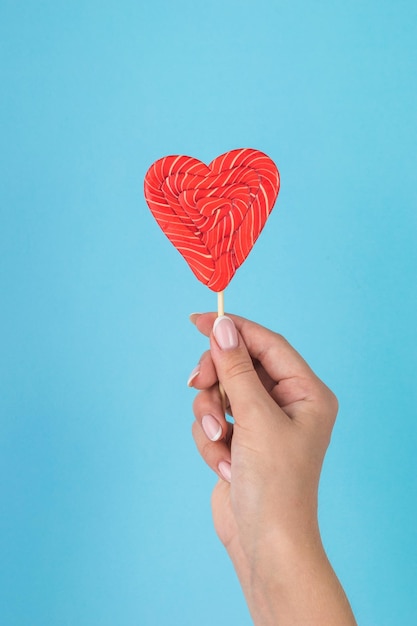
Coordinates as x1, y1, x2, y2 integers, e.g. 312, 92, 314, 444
1, 1, 416, 624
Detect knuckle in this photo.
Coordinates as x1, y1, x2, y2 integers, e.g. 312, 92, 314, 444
191, 420, 200, 440
192, 387, 220, 418
272, 329, 286, 343
191, 421, 214, 462
317, 385, 339, 426
327, 389, 339, 423
192, 393, 203, 417
223, 355, 254, 381
199, 349, 212, 365
193, 425, 215, 460
201, 438, 214, 459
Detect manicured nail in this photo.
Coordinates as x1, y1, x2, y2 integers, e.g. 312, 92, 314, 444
218, 460, 232, 483
202, 414, 223, 441
189, 313, 202, 325
187, 365, 200, 387
213, 316, 238, 350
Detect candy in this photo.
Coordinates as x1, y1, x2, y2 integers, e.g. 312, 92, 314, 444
144, 148, 280, 292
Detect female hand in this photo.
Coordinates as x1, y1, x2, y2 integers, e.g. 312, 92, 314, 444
189, 313, 356, 625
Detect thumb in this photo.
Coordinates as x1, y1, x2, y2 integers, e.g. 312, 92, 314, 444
210, 316, 274, 424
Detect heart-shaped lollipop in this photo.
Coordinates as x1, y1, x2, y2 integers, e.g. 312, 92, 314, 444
144, 148, 280, 292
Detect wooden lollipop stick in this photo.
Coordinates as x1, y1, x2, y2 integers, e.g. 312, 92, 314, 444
217, 290, 227, 414
217, 290, 225, 317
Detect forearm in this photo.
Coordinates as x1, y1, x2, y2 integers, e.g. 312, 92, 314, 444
233, 531, 356, 626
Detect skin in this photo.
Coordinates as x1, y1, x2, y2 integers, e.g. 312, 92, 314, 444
190, 312, 357, 626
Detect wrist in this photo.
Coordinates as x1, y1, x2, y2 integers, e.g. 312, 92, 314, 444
234, 526, 356, 626
248, 522, 325, 591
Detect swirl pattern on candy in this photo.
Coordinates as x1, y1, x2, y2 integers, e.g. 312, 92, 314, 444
144, 148, 280, 292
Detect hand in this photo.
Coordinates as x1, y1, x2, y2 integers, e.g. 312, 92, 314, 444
189, 313, 356, 625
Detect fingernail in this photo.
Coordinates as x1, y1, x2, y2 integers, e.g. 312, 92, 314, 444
213, 316, 238, 350
187, 365, 200, 387
218, 460, 232, 483
202, 414, 223, 441
189, 313, 202, 325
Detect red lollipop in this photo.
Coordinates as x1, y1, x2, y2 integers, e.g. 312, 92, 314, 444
144, 148, 280, 296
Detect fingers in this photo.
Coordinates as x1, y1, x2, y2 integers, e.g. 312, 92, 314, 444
191, 313, 338, 430
192, 312, 313, 382
192, 419, 232, 482
192, 385, 228, 442
187, 341, 274, 403
192, 383, 233, 481
187, 350, 217, 390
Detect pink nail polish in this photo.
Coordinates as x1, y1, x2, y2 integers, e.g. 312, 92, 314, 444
218, 460, 232, 483
213, 316, 238, 350
187, 365, 200, 387
202, 414, 223, 441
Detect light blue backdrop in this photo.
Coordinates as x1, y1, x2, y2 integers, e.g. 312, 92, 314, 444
1, 1, 416, 624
